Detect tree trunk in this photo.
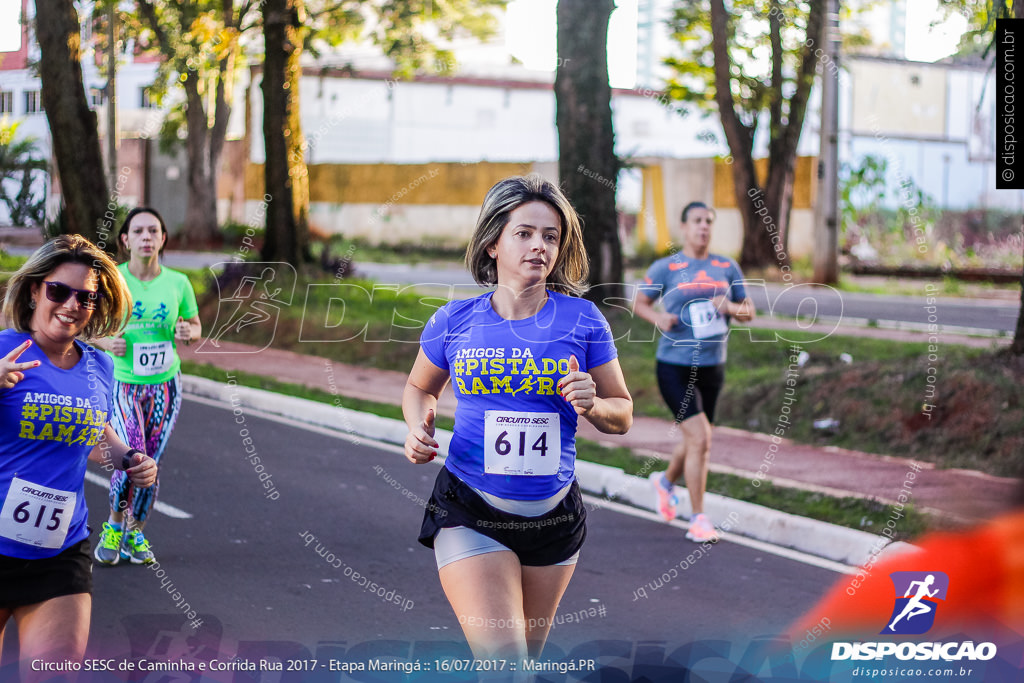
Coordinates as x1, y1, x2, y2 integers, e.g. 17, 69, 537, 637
762, 160, 796, 263
35, 0, 109, 248
710, 0, 823, 272
1013, 0, 1024, 356
1012, 259, 1024, 355
136, 0, 237, 245
261, 0, 310, 266
555, 0, 621, 302
181, 75, 220, 244
710, 0, 768, 270
768, 0, 823, 260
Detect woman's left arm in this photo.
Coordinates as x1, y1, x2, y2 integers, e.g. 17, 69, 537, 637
559, 357, 633, 435
175, 315, 202, 344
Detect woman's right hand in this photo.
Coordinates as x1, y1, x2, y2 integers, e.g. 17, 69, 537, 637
405, 409, 438, 464
105, 334, 127, 357
0, 340, 40, 390
125, 451, 158, 488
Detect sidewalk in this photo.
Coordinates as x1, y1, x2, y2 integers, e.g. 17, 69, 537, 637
179, 340, 1019, 525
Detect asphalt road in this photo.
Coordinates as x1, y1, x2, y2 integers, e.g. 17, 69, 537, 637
2, 396, 1020, 681
9, 396, 846, 680
345, 264, 1021, 334
743, 283, 1019, 334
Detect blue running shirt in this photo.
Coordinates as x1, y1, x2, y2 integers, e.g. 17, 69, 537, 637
638, 253, 748, 367
0, 329, 113, 558
421, 291, 618, 500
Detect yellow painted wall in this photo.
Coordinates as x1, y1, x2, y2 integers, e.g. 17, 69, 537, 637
227, 157, 818, 257
242, 161, 540, 204
712, 156, 816, 209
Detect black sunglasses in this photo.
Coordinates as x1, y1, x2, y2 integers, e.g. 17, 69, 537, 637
42, 281, 103, 310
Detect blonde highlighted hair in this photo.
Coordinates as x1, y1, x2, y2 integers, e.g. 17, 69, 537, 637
465, 174, 589, 296
3, 234, 132, 339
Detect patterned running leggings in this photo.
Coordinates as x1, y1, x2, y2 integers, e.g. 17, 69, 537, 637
107, 373, 183, 522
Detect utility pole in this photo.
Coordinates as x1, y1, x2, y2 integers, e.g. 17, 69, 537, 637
813, 0, 840, 284
106, 1, 119, 192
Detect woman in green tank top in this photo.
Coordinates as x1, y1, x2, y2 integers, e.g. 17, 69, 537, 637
90, 208, 201, 566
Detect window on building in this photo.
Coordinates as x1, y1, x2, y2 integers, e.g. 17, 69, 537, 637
140, 88, 155, 108
24, 91, 42, 114
90, 87, 106, 107
0, 91, 13, 115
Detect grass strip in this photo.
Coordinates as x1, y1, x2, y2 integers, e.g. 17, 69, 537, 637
181, 360, 454, 431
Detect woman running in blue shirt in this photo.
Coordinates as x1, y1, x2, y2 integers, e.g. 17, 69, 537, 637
0, 235, 157, 680
404, 175, 633, 663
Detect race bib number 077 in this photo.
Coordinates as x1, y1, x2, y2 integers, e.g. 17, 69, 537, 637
133, 341, 173, 376
483, 411, 561, 476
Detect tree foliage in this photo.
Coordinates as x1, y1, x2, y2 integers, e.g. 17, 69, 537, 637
259, 0, 505, 265
937, 0, 1013, 58
0, 121, 48, 228
664, 0, 826, 270
114, 0, 250, 244
35, 0, 110, 247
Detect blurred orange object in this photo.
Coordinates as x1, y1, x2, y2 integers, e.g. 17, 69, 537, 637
789, 509, 1024, 639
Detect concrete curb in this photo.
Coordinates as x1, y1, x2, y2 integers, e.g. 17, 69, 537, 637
184, 374, 902, 567
184, 374, 453, 455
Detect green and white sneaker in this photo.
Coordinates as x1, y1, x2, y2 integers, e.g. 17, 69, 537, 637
121, 529, 156, 565
94, 522, 123, 565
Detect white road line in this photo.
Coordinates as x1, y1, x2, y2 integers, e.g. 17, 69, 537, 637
581, 494, 853, 575
185, 394, 850, 575
83, 471, 193, 519
185, 394, 408, 456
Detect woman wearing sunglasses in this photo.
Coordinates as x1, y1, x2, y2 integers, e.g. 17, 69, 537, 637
90, 207, 201, 566
1, 234, 157, 678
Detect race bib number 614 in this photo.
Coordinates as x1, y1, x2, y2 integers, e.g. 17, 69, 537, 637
483, 411, 561, 476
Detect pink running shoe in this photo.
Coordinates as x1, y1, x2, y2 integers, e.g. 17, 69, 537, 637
649, 471, 678, 522
686, 513, 719, 543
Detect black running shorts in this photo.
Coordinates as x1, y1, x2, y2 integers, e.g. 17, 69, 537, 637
419, 466, 587, 567
656, 361, 726, 424
0, 538, 93, 608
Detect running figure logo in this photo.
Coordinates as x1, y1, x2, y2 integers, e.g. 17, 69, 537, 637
196, 263, 296, 354
881, 571, 949, 635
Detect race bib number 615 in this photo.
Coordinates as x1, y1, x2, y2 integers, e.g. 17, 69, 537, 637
0, 477, 76, 549
483, 411, 561, 476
